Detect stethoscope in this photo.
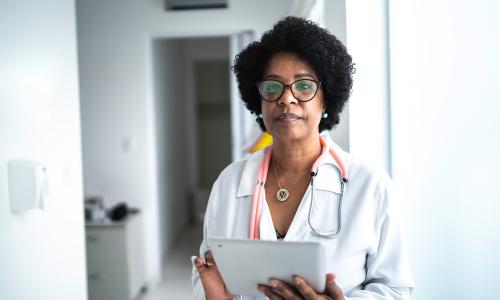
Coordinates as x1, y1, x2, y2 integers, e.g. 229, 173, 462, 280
249, 136, 348, 240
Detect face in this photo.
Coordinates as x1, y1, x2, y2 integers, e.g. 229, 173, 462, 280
260, 52, 324, 143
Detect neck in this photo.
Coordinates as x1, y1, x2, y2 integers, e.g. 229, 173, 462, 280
271, 133, 322, 173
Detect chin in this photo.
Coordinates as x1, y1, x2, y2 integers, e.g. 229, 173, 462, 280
272, 129, 310, 143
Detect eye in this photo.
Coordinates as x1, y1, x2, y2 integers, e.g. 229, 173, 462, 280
295, 80, 313, 90
266, 82, 282, 92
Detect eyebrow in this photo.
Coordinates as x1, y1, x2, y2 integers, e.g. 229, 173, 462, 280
263, 73, 317, 80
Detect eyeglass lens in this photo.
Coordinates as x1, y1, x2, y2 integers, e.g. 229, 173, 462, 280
258, 79, 318, 102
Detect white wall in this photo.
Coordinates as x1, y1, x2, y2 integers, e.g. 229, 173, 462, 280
0, 1, 87, 299
390, 1, 500, 299
76, 0, 290, 284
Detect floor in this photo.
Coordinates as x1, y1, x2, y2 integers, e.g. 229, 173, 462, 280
141, 223, 203, 300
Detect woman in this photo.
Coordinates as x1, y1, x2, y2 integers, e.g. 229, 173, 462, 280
192, 17, 414, 300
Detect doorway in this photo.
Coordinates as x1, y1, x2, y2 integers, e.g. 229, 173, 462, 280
147, 32, 254, 297
194, 59, 232, 219
151, 36, 231, 256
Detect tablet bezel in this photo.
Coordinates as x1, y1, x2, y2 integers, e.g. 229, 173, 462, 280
207, 238, 326, 296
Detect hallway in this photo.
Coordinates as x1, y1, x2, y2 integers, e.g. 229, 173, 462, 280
141, 224, 203, 300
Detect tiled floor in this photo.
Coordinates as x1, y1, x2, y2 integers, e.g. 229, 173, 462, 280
141, 223, 203, 300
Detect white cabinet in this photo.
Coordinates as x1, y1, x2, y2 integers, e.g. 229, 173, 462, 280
85, 215, 145, 300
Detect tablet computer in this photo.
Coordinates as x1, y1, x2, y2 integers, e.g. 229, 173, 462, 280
207, 238, 326, 296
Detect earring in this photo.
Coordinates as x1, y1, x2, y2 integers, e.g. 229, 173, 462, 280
322, 112, 328, 119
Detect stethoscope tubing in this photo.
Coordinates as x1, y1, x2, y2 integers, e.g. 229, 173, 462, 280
307, 137, 348, 239
249, 136, 348, 240
308, 166, 347, 239
249, 147, 272, 239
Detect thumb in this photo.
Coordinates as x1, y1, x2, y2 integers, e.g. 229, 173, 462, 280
192, 256, 208, 274
324, 273, 344, 299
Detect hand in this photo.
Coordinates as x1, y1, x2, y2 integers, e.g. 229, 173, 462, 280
193, 250, 234, 300
257, 273, 345, 300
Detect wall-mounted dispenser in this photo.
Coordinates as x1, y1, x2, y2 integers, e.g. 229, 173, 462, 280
8, 159, 50, 212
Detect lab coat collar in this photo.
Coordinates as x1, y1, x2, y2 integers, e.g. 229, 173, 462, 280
236, 136, 350, 197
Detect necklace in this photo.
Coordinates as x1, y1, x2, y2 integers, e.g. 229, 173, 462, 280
272, 156, 309, 202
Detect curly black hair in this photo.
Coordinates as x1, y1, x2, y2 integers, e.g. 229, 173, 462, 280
233, 16, 355, 132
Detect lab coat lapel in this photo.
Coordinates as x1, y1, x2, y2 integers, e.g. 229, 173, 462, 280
236, 149, 267, 198
234, 148, 278, 240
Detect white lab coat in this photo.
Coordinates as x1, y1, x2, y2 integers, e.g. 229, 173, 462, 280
192, 139, 415, 299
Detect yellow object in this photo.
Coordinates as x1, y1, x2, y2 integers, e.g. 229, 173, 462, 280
249, 132, 273, 153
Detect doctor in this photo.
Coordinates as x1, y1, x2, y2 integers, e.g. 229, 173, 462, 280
192, 17, 414, 300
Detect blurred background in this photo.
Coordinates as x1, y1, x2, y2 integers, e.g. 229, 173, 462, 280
1, 0, 499, 299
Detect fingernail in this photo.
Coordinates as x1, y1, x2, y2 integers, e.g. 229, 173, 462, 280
293, 276, 301, 285
257, 286, 265, 294
269, 279, 278, 288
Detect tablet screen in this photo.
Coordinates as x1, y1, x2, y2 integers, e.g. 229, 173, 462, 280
208, 238, 326, 296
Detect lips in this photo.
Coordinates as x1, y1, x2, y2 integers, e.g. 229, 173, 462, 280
276, 113, 303, 121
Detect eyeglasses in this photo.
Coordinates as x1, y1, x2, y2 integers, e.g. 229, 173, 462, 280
257, 79, 321, 102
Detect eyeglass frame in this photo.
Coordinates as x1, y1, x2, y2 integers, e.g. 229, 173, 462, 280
256, 78, 322, 102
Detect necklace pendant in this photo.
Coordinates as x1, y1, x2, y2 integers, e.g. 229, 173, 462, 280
276, 188, 289, 202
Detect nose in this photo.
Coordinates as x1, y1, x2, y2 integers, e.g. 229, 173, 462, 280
277, 86, 298, 106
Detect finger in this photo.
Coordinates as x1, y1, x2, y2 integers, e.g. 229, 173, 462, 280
258, 284, 286, 300
192, 256, 210, 273
324, 273, 344, 300
204, 250, 216, 266
193, 255, 234, 299
193, 256, 217, 274
268, 278, 302, 300
292, 276, 320, 300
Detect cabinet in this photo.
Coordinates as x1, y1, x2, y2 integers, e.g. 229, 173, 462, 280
85, 215, 145, 300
